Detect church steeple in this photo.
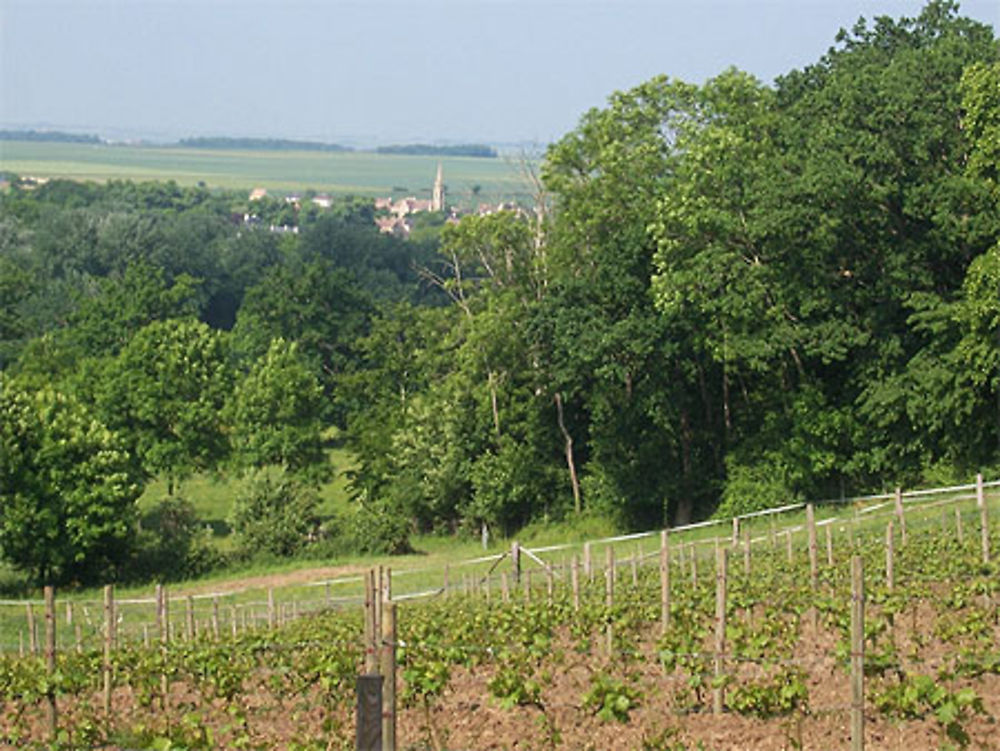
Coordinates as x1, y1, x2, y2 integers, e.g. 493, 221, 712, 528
432, 163, 445, 212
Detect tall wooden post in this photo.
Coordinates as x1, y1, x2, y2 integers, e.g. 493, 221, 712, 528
583, 542, 592, 582
571, 556, 580, 612
157, 584, 169, 706
712, 547, 728, 716
363, 569, 378, 674
807, 504, 819, 629
267, 589, 276, 629
380, 600, 397, 751
511, 541, 521, 584
851, 556, 865, 751
44, 586, 57, 741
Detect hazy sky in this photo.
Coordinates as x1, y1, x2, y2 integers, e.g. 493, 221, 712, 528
1, 0, 997, 146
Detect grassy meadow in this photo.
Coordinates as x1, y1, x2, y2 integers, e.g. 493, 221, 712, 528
0, 140, 538, 205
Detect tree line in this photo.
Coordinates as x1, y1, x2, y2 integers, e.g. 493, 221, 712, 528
1, 1, 997, 587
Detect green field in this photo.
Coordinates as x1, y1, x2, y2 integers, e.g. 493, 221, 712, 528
0, 140, 538, 205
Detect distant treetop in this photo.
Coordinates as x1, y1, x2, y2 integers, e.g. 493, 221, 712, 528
375, 143, 497, 158
0, 129, 101, 144
178, 136, 352, 152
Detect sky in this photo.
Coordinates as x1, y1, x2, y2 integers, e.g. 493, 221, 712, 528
1, 0, 998, 147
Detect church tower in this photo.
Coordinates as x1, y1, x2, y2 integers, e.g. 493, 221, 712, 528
432, 163, 445, 212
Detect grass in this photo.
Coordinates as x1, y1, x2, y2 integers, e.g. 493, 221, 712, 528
0, 140, 538, 207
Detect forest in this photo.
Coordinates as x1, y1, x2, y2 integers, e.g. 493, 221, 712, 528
1, 1, 998, 588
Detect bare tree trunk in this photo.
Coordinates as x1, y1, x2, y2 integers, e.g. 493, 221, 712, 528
554, 392, 582, 515
489, 371, 501, 438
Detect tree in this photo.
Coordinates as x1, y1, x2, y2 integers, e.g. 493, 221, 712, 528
230, 468, 319, 558
98, 319, 232, 491
226, 338, 327, 480
0, 377, 142, 585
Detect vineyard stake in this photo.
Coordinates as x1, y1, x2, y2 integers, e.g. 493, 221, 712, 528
571, 555, 580, 612
885, 520, 895, 592
268, 588, 276, 629
712, 547, 728, 716
977, 473, 990, 564
103, 585, 114, 722
851, 555, 865, 751
605, 546, 615, 657
894, 487, 907, 546
825, 525, 834, 568
26, 601, 37, 655
212, 596, 220, 640
742, 526, 751, 578
380, 600, 397, 751
44, 585, 57, 741
363, 569, 378, 674
660, 530, 671, 633
690, 543, 698, 586
157, 584, 168, 707
807, 505, 818, 630
584, 541, 592, 582
185, 595, 195, 641
512, 541, 521, 584
955, 507, 964, 546
785, 530, 793, 565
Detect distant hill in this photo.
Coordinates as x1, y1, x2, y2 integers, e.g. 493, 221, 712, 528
178, 137, 352, 152
375, 144, 498, 158
0, 129, 101, 144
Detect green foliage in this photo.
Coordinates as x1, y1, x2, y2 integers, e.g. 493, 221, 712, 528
872, 674, 985, 748
0, 377, 142, 584
226, 338, 327, 481
581, 671, 642, 723
229, 468, 320, 558
133, 495, 221, 582
98, 319, 232, 489
346, 496, 412, 555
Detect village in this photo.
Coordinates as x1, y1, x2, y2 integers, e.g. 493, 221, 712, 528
246, 163, 518, 238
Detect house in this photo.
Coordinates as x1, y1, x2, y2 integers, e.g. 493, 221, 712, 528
249, 187, 267, 201
312, 194, 333, 208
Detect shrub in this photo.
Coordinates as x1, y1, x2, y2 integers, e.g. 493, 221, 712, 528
230, 467, 320, 557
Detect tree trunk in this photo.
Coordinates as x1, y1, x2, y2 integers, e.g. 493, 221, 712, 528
554, 392, 582, 515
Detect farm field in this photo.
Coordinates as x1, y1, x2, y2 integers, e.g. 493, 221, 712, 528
0, 140, 537, 205
2, 482, 998, 750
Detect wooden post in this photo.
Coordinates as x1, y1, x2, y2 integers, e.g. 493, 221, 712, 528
956, 507, 965, 545
712, 547, 728, 716
380, 602, 397, 751
690, 543, 698, 586
885, 520, 895, 592
267, 589, 276, 629
584, 542, 592, 582
185, 596, 195, 641
660, 530, 671, 634
75, 623, 82, 653
894, 487, 907, 546
356, 674, 383, 751
732, 516, 739, 547
44, 586, 57, 741
103, 585, 115, 721
211, 596, 220, 640
977, 473, 990, 564
851, 555, 865, 751
742, 527, 751, 577
511, 541, 521, 584
501, 572, 510, 603
825, 525, 834, 567
26, 602, 38, 655
546, 565, 554, 603
630, 550, 638, 586
571, 556, 580, 612
785, 530, 793, 564
363, 569, 378, 674
157, 584, 168, 706
605, 546, 615, 656
65, 600, 73, 627
807, 504, 818, 629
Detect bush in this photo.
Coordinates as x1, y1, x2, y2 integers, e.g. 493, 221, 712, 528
347, 496, 412, 555
133, 495, 221, 581
716, 455, 800, 519
230, 468, 320, 558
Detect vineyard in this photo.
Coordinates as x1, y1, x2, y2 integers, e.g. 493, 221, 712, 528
2, 480, 999, 750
